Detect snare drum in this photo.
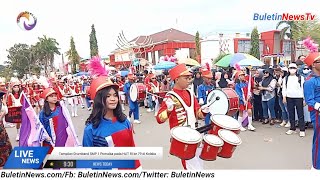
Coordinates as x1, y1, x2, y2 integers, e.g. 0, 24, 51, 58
199, 134, 224, 161
170, 126, 202, 160
218, 129, 242, 158
129, 83, 146, 102
207, 88, 239, 116
209, 115, 241, 135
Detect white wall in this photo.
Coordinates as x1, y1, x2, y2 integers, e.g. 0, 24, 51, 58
175, 48, 190, 60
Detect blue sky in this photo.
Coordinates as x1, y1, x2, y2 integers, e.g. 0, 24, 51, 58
0, 0, 319, 66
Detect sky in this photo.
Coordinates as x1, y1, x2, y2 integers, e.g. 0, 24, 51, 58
0, 0, 319, 67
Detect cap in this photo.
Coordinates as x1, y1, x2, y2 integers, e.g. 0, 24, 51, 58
127, 73, 135, 80
41, 88, 57, 99
89, 76, 119, 100
233, 70, 245, 79
304, 52, 320, 66
168, 64, 192, 80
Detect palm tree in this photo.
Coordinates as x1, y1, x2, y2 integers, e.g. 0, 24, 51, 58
35, 35, 61, 75
276, 21, 300, 62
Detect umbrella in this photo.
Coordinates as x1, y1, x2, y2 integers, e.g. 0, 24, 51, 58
119, 70, 129, 77
179, 58, 200, 66
238, 58, 264, 67
215, 53, 257, 67
154, 61, 176, 70
75, 72, 89, 76
215, 54, 233, 67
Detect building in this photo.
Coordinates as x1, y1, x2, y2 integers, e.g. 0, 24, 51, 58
201, 30, 309, 66
109, 28, 197, 67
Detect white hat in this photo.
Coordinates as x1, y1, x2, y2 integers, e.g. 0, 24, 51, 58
288, 63, 297, 68
281, 67, 288, 72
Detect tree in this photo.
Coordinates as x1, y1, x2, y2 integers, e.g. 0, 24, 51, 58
89, 24, 99, 57
195, 31, 201, 60
6, 43, 33, 78
276, 21, 300, 61
292, 19, 320, 45
34, 35, 60, 74
249, 27, 260, 59
66, 36, 81, 73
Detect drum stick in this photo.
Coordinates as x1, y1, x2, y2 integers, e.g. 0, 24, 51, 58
196, 124, 213, 133
145, 91, 165, 99
202, 96, 220, 109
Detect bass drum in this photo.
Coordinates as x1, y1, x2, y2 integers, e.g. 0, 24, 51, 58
207, 88, 239, 116
129, 83, 146, 102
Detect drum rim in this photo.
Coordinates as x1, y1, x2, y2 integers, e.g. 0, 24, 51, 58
203, 134, 224, 147
218, 129, 242, 145
129, 84, 138, 102
208, 89, 229, 115
211, 114, 241, 130
170, 126, 202, 144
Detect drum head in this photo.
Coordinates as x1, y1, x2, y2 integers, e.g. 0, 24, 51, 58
218, 129, 242, 145
171, 126, 202, 144
203, 134, 224, 147
208, 89, 229, 115
211, 114, 240, 130
129, 84, 138, 102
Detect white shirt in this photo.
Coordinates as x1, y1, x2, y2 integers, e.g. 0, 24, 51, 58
282, 75, 304, 98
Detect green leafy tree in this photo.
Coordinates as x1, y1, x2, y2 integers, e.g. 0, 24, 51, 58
249, 27, 260, 59
89, 24, 99, 57
292, 19, 320, 45
6, 43, 33, 78
34, 35, 60, 74
66, 36, 81, 74
276, 21, 300, 61
195, 31, 201, 58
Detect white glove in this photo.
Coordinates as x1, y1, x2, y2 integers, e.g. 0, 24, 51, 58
164, 97, 175, 112
201, 105, 210, 114
199, 98, 204, 105
175, 108, 187, 121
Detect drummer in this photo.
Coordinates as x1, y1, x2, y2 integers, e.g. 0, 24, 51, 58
197, 70, 215, 126
156, 63, 210, 170
115, 74, 126, 111
124, 74, 140, 124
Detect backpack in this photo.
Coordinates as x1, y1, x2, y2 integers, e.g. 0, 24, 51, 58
285, 74, 302, 88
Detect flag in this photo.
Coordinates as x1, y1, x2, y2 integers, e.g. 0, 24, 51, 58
59, 101, 80, 147
19, 92, 53, 147
242, 70, 252, 127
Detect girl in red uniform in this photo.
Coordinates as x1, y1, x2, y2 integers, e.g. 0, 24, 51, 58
7, 81, 23, 141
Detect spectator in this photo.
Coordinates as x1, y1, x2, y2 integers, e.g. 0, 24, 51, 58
282, 63, 305, 137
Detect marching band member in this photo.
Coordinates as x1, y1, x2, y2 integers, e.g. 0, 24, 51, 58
0, 90, 12, 169
303, 53, 320, 170
115, 74, 125, 111
156, 64, 209, 170
197, 70, 214, 126
57, 80, 65, 100
0, 78, 14, 128
32, 81, 42, 114
124, 74, 140, 124
235, 70, 256, 131
83, 76, 141, 169
82, 77, 91, 111
75, 80, 84, 109
66, 79, 79, 117
147, 73, 160, 116
39, 88, 79, 153
7, 80, 23, 141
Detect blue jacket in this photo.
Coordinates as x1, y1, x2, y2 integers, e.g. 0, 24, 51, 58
197, 83, 214, 103
304, 73, 320, 110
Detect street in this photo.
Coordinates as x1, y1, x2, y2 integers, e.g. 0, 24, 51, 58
6, 105, 312, 169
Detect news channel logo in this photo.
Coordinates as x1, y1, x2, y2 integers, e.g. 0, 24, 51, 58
16, 11, 37, 31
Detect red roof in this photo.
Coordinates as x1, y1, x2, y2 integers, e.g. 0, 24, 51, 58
132, 28, 197, 45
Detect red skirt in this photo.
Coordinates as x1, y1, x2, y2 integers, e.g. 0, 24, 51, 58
239, 102, 252, 111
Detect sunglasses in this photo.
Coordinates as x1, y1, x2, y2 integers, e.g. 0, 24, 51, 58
304, 68, 310, 70
289, 67, 297, 69
263, 72, 269, 74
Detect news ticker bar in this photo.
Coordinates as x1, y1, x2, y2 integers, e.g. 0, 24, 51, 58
43, 160, 135, 169
48, 147, 163, 160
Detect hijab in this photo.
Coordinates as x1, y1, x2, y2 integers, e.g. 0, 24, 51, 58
218, 72, 228, 88
261, 68, 274, 94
